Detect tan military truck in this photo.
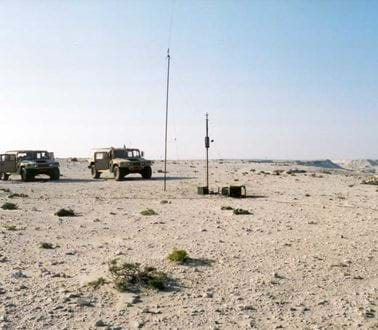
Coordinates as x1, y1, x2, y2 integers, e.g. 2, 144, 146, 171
0, 150, 60, 182
88, 147, 153, 181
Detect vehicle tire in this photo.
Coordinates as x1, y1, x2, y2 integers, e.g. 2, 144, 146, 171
113, 166, 123, 181
21, 168, 31, 182
91, 166, 101, 179
141, 166, 152, 179
3, 173, 9, 181
50, 168, 60, 181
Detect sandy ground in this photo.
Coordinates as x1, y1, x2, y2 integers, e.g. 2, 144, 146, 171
0, 159, 377, 330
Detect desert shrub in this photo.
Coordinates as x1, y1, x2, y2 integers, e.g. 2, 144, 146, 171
286, 169, 306, 175
87, 277, 108, 289
109, 259, 168, 292
3, 224, 17, 231
361, 177, 378, 185
55, 208, 76, 217
0, 188, 11, 193
221, 206, 233, 210
70, 157, 78, 162
1, 202, 18, 210
39, 242, 54, 249
167, 249, 189, 264
148, 276, 166, 290
8, 193, 29, 198
140, 209, 158, 216
233, 208, 252, 215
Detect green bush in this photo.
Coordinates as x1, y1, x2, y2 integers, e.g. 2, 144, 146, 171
1, 202, 17, 210
140, 209, 158, 216
109, 259, 168, 292
167, 249, 189, 264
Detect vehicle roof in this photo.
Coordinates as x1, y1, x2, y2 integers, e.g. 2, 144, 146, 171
91, 147, 140, 152
5, 150, 49, 154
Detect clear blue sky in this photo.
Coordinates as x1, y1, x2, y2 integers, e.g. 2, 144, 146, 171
0, 0, 377, 159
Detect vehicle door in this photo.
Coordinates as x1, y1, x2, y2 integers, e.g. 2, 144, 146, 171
94, 152, 110, 170
0, 155, 4, 173
0, 154, 16, 173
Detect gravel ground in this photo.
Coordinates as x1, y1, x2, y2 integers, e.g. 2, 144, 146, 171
0, 159, 377, 329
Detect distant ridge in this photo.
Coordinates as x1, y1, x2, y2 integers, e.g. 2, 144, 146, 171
335, 159, 378, 172
246, 159, 343, 169
294, 159, 343, 169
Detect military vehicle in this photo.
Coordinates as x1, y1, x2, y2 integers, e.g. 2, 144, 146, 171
88, 147, 153, 181
0, 150, 60, 182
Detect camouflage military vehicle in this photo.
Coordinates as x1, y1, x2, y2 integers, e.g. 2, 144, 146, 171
0, 150, 60, 182
88, 147, 153, 181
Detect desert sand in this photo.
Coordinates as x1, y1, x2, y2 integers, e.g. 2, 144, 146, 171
0, 159, 377, 329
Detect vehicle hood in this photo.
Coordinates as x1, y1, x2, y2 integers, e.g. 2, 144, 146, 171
20, 159, 59, 166
114, 158, 152, 164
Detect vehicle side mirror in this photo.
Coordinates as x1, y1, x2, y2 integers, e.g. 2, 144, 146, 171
141, 151, 144, 157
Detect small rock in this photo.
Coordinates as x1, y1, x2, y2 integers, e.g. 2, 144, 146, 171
127, 295, 141, 305
205, 292, 214, 298
0, 315, 9, 322
133, 320, 144, 329
76, 298, 93, 307
12, 271, 27, 279
95, 320, 106, 327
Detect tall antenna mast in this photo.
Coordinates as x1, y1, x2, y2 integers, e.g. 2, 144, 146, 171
205, 113, 210, 190
163, 48, 171, 191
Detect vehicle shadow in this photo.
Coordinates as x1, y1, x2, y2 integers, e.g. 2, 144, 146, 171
54, 178, 98, 183
4, 176, 196, 183
241, 194, 267, 199
120, 176, 197, 182
6, 178, 96, 183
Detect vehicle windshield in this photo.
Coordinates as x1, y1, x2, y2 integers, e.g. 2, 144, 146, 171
113, 149, 140, 159
17, 151, 50, 161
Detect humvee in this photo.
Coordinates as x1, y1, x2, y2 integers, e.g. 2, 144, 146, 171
0, 150, 60, 182
88, 147, 153, 181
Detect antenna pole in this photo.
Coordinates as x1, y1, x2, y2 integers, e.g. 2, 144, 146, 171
164, 48, 171, 191
205, 113, 209, 189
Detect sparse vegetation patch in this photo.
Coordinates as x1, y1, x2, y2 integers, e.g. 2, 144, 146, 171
3, 224, 18, 231
221, 206, 234, 210
361, 177, 378, 185
87, 277, 108, 289
1, 202, 18, 210
109, 259, 168, 292
8, 193, 29, 198
140, 208, 158, 216
233, 208, 252, 215
167, 249, 189, 264
55, 208, 76, 217
39, 242, 55, 249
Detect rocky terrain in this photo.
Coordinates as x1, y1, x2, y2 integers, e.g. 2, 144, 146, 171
335, 160, 378, 173
0, 159, 377, 329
